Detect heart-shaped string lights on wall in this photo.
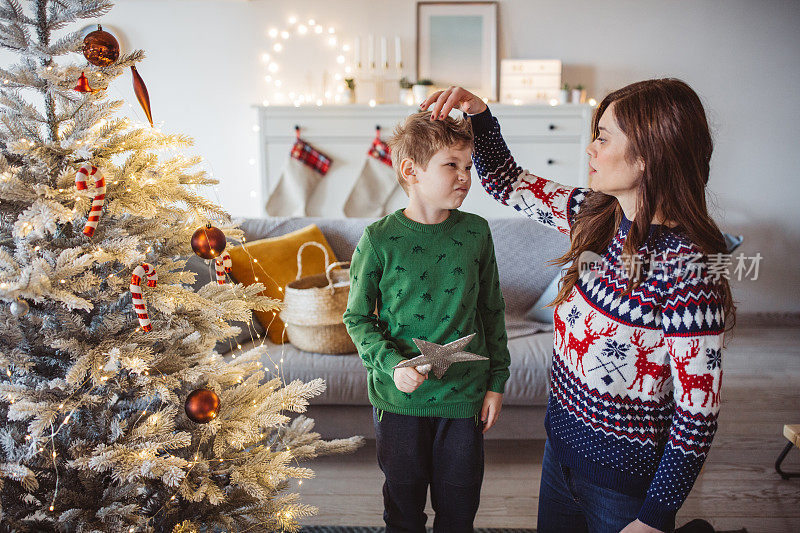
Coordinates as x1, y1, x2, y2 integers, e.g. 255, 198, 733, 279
261, 16, 353, 107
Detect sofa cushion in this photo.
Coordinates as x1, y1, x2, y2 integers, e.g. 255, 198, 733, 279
227, 224, 338, 343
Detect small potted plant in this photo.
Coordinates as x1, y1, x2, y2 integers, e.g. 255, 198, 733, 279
343, 78, 355, 104
412, 78, 434, 104
560, 83, 570, 105
571, 84, 587, 104
399, 77, 414, 105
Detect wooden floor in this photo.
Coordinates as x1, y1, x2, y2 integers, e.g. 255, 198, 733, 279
298, 325, 800, 532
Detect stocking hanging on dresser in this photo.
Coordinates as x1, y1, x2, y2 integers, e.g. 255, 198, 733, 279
343, 126, 399, 218
265, 127, 332, 216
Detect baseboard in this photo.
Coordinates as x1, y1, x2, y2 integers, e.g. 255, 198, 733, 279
737, 311, 800, 327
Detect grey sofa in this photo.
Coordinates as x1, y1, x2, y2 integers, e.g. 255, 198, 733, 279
210, 215, 570, 439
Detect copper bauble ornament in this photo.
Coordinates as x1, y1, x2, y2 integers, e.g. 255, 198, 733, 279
83, 25, 120, 67
185, 388, 220, 423
191, 224, 226, 260
131, 65, 153, 126
10, 299, 29, 317
74, 71, 94, 93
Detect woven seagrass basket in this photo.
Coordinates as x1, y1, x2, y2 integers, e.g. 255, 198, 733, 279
279, 241, 355, 354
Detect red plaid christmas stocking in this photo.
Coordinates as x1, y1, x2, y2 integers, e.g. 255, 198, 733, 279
265, 133, 332, 216
343, 128, 399, 217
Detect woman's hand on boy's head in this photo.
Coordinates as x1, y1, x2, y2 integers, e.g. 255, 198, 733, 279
420, 86, 488, 120
393, 366, 428, 393
481, 391, 503, 434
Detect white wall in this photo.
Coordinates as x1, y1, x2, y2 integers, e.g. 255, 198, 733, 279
10, 0, 800, 314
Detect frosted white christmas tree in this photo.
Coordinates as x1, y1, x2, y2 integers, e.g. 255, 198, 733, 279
0, 1, 362, 531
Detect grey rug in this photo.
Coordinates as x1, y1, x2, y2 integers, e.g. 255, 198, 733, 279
298, 526, 747, 533
299, 529, 534, 533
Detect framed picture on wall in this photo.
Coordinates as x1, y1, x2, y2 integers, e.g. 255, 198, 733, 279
416, 2, 498, 101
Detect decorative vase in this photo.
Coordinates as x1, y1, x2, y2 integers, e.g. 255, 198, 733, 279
559, 89, 569, 105
399, 88, 413, 105
412, 84, 431, 104
342, 88, 354, 104
571, 89, 587, 104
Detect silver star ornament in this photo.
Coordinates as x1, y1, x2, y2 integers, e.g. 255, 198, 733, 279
393, 332, 488, 379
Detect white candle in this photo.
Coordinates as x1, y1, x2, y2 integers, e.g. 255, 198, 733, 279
367, 34, 374, 68
395, 36, 402, 68
380, 36, 387, 69
354, 36, 361, 68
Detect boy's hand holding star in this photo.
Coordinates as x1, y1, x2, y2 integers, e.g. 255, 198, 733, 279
393, 366, 428, 393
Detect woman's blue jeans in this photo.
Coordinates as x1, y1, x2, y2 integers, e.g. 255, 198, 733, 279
537, 439, 675, 533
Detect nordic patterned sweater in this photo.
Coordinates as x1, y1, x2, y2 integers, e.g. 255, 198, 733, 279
470, 107, 725, 531
343, 208, 511, 419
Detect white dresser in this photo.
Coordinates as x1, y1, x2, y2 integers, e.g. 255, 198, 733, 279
256, 103, 594, 218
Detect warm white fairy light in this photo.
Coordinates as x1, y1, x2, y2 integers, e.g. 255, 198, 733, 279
288, 16, 297, 24
268, 28, 278, 38
297, 25, 307, 35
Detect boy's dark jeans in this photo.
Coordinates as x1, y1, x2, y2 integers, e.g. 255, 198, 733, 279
373, 407, 485, 533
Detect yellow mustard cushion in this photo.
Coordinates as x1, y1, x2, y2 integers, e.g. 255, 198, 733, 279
227, 224, 337, 344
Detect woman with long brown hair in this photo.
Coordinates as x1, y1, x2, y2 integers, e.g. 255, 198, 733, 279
421, 80, 735, 533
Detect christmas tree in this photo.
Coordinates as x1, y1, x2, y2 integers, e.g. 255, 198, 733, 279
0, 1, 363, 531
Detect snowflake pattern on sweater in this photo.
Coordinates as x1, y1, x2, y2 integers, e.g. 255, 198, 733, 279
469, 108, 725, 531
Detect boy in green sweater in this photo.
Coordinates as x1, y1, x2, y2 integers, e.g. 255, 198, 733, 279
343, 110, 511, 531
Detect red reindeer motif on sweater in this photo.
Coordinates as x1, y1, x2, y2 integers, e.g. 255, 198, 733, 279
553, 288, 576, 352
628, 330, 669, 395
668, 338, 719, 407
566, 311, 618, 375
516, 177, 569, 221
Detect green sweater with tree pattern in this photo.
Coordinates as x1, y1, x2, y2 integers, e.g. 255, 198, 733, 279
343, 208, 511, 418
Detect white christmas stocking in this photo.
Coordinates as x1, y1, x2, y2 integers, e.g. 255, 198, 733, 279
265, 135, 332, 217
343, 131, 398, 218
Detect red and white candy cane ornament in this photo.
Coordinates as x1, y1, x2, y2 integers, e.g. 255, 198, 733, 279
214, 252, 232, 285
130, 263, 157, 332
74, 163, 106, 237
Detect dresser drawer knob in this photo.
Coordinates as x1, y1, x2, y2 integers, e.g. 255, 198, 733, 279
547, 159, 555, 165
548, 124, 556, 130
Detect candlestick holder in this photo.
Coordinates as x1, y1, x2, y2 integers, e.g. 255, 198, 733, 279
355, 63, 402, 105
